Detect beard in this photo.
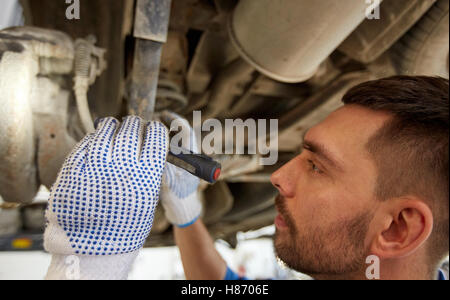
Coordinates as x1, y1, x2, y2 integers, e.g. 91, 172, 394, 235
273, 195, 373, 277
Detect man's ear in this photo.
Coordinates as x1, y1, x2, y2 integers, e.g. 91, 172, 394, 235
370, 198, 433, 259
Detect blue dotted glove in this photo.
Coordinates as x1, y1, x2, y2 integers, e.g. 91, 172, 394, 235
159, 111, 202, 227
44, 116, 168, 256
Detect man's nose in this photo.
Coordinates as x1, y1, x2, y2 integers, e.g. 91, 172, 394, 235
270, 157, 300, 198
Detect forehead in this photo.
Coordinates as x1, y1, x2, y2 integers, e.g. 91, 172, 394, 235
306, 105, 392, 163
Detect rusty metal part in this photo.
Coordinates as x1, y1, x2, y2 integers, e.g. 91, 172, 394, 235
39, 57, 73, 75
0, 33, 39, 204
202, 58, 254, 119
392, 0, 449, 78
229, 0, 374, 83
156, 30, 189, 113
0, 27, 76, 204
34, 115, 76, 188
186, 30, 240, 95
30, 0, 134, 118
339, 0, 436, 63
0, 26, 74, 60
30, 74, 76, 188
128, 0, 172, 119
155, 79, 188, 112
134, 0, 172, 43
248, 76, 308, 99
160, 31, 188, 88
278, 72, 376, 152
225, 73, 310, 119
128, 40, 163, 118
170, 0, 220, 32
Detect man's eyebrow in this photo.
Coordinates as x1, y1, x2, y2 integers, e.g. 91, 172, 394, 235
301, 135, 344, 172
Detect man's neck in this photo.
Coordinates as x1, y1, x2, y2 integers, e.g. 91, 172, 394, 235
377, 258, 435, 280
312, 257, 435, 280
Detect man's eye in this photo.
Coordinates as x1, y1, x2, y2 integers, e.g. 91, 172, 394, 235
307, 160, 322, 174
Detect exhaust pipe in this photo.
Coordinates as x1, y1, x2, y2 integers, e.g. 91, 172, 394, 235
228, 0, 376, 83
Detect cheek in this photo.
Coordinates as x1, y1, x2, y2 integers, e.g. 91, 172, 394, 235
291, 179, 357, 227
340, 177, 376, 217
289, 181, 333, 227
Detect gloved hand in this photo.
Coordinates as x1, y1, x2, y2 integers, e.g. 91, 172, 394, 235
159, 111, 202, 228
44, 116, 168, 279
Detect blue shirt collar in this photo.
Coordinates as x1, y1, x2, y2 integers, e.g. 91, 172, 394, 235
438, 269, 447, 280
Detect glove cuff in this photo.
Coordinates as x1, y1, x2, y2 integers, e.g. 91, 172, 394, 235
44, 220, 148, 256
44, 221, 77, 255
162, 189, 202, 227
45, 251, 139, 280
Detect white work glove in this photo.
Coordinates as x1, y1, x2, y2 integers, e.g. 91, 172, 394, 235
44, 116, 168, 279
159, 111, 202, 228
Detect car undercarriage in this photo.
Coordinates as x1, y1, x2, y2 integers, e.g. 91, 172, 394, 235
0, 0, 448, 249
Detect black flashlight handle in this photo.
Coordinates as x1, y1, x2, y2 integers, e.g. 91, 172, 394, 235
167, 151, 221, 184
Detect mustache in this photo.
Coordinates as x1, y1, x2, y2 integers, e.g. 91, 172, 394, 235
275, 194, 297, 233
275, 194, 289, 215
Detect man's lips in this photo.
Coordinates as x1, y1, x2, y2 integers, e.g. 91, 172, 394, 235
274, 194, 289, 229
275, 213, 288, 229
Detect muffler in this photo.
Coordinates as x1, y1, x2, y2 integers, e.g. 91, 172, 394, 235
229, 0, 376, 83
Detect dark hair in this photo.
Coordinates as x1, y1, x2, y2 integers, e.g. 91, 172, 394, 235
342, 76, 449, 267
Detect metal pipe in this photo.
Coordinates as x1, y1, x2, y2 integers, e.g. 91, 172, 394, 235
128, 0, 172, 119
128, 39, 163, 119
202, 58, 254, 119
229, 0, 374, 83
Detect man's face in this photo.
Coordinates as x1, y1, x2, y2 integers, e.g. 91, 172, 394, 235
271, 105, 391, 278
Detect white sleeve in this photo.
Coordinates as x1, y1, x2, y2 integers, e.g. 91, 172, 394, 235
45, 251, 139, 280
